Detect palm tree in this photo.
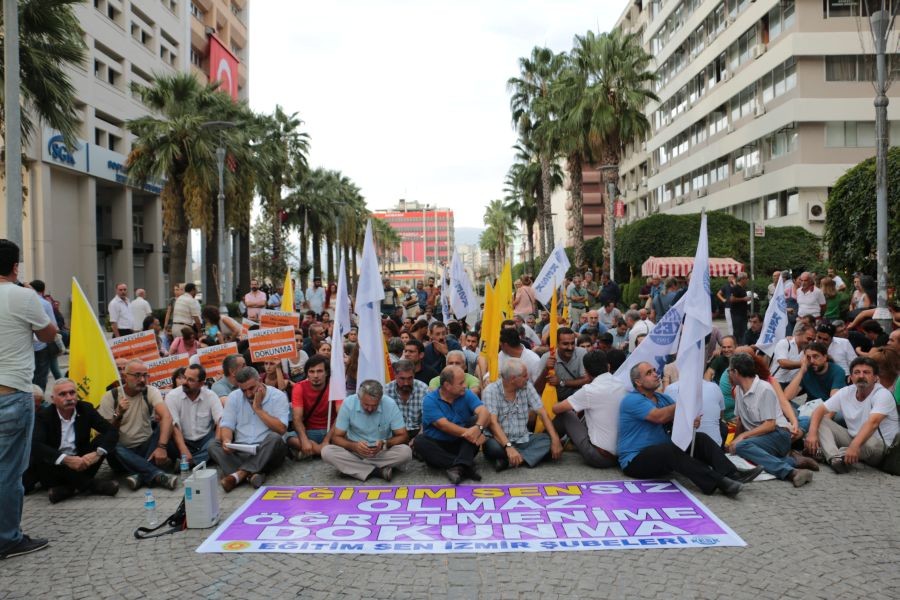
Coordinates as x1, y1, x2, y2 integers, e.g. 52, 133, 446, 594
503, 162, 539, 271
508, 46, 566, 259
483, 199, 516, 277
1, 0, 86, 147
126, 73, 257, 303
255, 106, 310, 281
549, 30, 657, 270
371, 217, 401, 278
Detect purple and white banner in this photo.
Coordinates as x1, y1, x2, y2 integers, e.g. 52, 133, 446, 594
197, 480, 745, 554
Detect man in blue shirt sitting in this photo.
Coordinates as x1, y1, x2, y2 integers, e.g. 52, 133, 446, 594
617, 362, 761, 497
416, 365, 490, 484
321, 380, 411, 481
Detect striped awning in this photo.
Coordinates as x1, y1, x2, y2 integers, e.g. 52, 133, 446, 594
641, 256, 745, 278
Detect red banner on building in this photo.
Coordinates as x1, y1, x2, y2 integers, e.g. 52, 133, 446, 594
208, 34, 239, 100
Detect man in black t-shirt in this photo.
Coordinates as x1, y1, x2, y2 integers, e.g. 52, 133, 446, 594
730, 273, 751, 343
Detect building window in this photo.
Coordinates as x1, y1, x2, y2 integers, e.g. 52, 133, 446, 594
190, 47, 203, 68
190, 1, 204, 20
133, 210, 145, 243
825, 121, 877, 147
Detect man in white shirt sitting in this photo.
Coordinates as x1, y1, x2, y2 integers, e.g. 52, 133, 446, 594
806, 357, 900, 473
165, 364, 223, 467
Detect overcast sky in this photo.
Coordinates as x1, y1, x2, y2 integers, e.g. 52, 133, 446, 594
249, 1, 626, 229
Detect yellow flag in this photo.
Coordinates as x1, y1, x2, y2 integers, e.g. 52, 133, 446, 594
497, 261, 513, 320
479, 280, 500, 383
281, 268, 294, 312
536, 284, 559, 433
69, 278, 120, 407
561, 281, 569, 324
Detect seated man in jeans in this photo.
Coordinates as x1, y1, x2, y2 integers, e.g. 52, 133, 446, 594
617, 362, 762, 497
209, 367, 289, 492
482, 358, 562, 471
165, 364, 222, 467
98, 359, 178, 490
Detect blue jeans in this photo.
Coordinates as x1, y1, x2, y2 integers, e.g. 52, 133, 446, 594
484, 433, 552, 468
175, 430, 216, 466
734, 428, 795, 480
109, 428, 165, 485
284, 429, 326, 444
0, 391, 35, 552
32, 346, 53, 392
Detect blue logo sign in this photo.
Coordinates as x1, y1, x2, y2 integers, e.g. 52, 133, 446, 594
649, 307, 682, 346
47, 135, 78, 166
691, 536, 718, 546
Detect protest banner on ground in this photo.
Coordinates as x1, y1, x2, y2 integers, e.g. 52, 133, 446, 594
247, 326, 296, 362
197, 480, 745, 554
108, 330, 160, 362
197, 342, 239, 380
259, 309, 300, 330
146, 353, 190, 389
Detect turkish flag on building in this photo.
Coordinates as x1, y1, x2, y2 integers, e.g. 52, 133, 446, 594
208, 34, 239, 101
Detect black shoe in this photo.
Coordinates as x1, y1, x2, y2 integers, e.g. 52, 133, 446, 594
463, 465, 482, 482
446, 466, 463, 485
494, 458, 509, 473
90, 479, 119, 497
0, 535, 49, 560
717, 476, 743, 497
379, 466, 393, 482
47, 486, 76, 504
733, 465, 765, 484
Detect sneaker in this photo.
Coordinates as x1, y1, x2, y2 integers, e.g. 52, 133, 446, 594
124, 474, 141, 491
789, 469, 814, 488
154, 473, 178, 490
47, 486, 76, 504
830, 457, 851, 474
249, 473, 266, 488
287, 446, 300, 462
379, 466, 393, 482
90, 479, 119, 497
0, 535, 49, 560
734, 465, 765, 483
717, 476, 743, 497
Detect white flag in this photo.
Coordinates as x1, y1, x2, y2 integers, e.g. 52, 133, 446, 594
441, 265, 453, 324
329, 255, 350, 405
449, 250, 476, 319
756, 275, 787, 355
614, 296, 686, 388
671, 214, 713, 450
533, 244, 571, 306
355, 221, 385, 389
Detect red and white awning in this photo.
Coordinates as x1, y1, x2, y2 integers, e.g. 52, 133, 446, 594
641, 256, 745, 278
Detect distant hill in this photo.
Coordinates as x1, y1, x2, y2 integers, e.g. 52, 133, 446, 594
455, 227, 484, 247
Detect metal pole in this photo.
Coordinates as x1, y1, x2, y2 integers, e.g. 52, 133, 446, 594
4, 0, 23, 248
872, 7, 892, 331
750, 220, 756, 314
216, 146, 227, 313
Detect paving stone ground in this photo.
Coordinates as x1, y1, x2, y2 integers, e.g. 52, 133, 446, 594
3, 450, 900, 600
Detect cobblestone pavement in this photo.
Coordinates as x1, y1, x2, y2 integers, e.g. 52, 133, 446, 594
3, 449, 900, 600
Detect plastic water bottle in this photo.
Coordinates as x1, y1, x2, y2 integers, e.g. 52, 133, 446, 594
144, 490, 158, 527
179, 454, 190, 485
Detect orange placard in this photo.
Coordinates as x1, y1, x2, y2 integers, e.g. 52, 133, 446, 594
248, 326, 297, 363
197, 342, 238, 380
146, 353, 190, 389
240, 319, 257, 340
259, 309, 300, 330
109, 330, 160, 362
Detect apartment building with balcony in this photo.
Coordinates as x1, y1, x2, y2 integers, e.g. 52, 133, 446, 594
614, 0, 899, 233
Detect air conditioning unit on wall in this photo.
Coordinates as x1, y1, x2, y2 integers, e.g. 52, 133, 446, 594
808, 201, 826, 222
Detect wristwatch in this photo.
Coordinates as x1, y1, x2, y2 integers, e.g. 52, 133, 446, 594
505, 442, 513, 448
477, 424, 485, 432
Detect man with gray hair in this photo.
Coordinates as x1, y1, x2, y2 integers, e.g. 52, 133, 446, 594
772, 323, 813, 386
211, 354, 245, 404
28, 379, 119, 503
482, 358, 562, 471
428, 350, 481, 396
385, 359, 428, 439
209, 367, 289, 492
321, 380, 412, 481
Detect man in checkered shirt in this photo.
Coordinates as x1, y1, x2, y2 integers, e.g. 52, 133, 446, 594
482, 358, 563, 471
384, 359, 428, 441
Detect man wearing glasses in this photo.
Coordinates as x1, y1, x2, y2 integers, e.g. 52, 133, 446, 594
98, 359, 178, 490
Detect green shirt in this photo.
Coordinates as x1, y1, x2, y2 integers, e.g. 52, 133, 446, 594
428, 373, 480, 393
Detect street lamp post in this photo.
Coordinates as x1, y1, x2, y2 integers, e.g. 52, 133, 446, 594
200, 120, 236, 313
868, 4, 894, 331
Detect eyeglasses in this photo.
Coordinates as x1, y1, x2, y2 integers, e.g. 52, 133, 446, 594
125, 372, 149, 378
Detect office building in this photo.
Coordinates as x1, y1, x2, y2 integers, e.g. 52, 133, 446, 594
372, 200, 455, 282
613, 0, 899, 233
